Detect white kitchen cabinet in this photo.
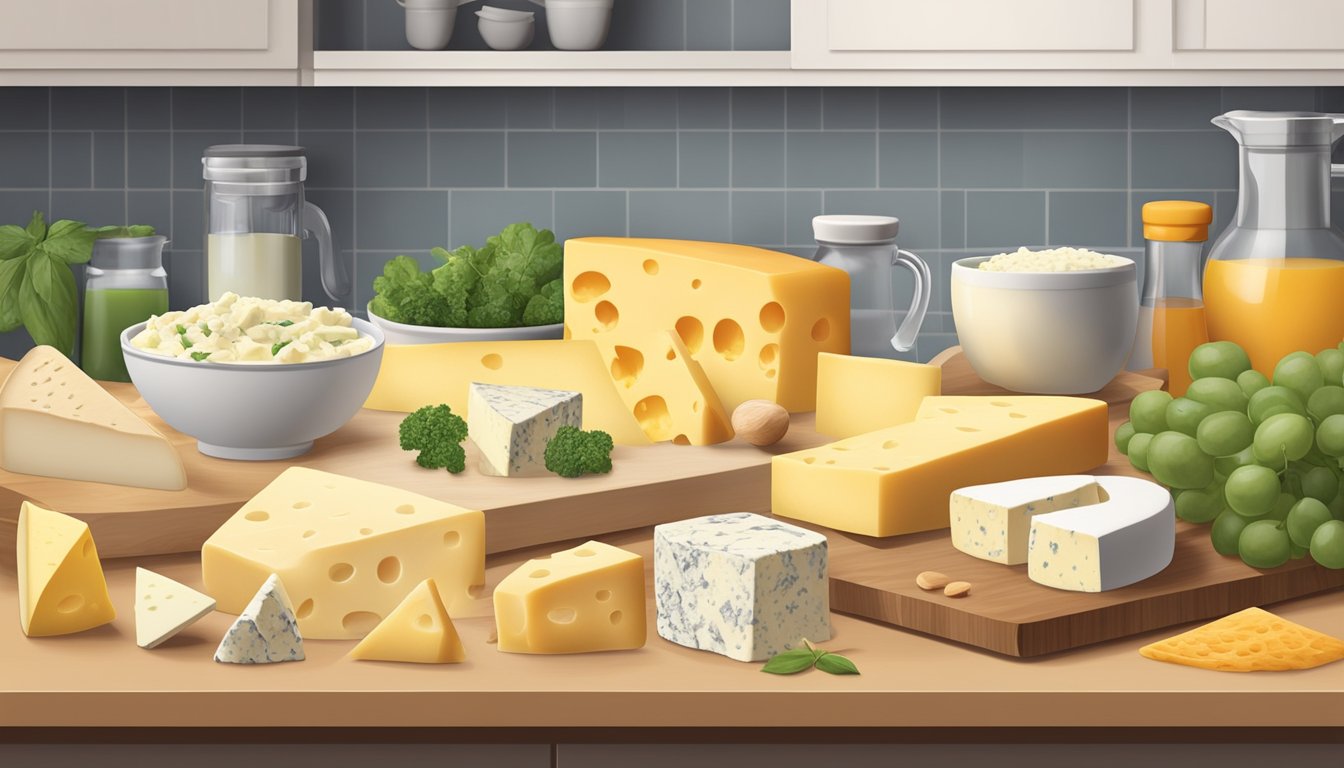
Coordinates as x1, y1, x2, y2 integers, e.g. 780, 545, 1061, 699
0, 0, 307, 86
1172, 0, 1344, 71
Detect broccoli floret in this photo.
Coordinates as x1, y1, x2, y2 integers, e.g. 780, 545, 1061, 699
398, 404, 468, 474
544, 426, 614, 478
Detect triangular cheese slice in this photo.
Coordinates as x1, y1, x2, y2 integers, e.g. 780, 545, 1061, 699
17, 501, 116, 637
1140, 607, 1344, 672
349, 578, 465, 664
0, 346, 186, 490
135, 568, 216, 649
467, 382, 582, 476
214, 574, 304, 664
607, 331, 734, 445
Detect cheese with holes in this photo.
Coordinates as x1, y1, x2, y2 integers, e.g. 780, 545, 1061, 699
215, 573, 304, 664
350, 578, 465, 664
951, 475, 1101, 564
654, 513, 829, 662
772, 396, 1109, 537
564, 238, 850, 413
468, 382, 582, 476
16, 501, 115, 637
815, 352, 941, 438
610, 330, 733, 445
0, 346, 186, 490
1140, 607, 1344, 672
493, 540, 645, 654
201, 467, 485, 640
135, 567, 216, 649
1027, 475, 1174, 592
365, 339, 648, 445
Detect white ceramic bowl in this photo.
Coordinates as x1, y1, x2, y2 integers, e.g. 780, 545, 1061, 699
121, 318, 385, 461
367, 304, 564, 345
536, 0, 612, 50
477, 12, 535, 50
950, 255, 1138, 394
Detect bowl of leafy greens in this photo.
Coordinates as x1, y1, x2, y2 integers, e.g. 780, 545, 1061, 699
367, 222, 565, 345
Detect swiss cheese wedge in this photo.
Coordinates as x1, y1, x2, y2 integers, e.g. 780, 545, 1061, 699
349, 578, 465, 664
17, 501, 116, 637
609, 331, 733, 445
1139, 607, 1344, 672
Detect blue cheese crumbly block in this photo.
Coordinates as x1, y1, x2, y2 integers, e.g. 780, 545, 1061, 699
468, 382, 583, 477
949, 475, 1101, 565
214, 573, 305, 664
654, 512, 829, 662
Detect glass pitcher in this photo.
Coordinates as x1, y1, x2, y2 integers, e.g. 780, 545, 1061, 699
1204, 111, 1344, 374
203, 145, 349, 303
81, 235, 170, 383
813, 215, 930, 357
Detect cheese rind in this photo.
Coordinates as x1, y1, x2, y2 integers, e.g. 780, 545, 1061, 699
950, 475, 1101, 564
609, 331, 734, 445
654, 512, 829, 662
1027, 475, 1175, 592
468, 382, 582, 476
494, 540, 646, 654
214, 573, 304, 664
365, 339, 649, 445
16, 501, 116, 637
772, 396, 1110, 537
0, 346, 186, 490
135, 567, 216, 649
815, 352, 941, 438
202, 467, 485, 639
349, 578, 465, 664
564, 238, 851, 412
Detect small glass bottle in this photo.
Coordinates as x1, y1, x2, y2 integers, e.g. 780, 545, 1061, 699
1129, 201, 1213, 397
81, 236, 170, 382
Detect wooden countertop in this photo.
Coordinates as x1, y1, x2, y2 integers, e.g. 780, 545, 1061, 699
2, 529, 1342, 730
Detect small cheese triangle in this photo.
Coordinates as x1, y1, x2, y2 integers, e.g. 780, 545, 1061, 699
349, 578, 465, 664
214, 574, 304, 664
135, 568, 216, 649
609, 331, 734, 446
17, 501, 116, 637
1140, 607, 1344, 672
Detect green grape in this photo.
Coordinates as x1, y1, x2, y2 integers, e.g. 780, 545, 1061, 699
1214, 445, 1257, 478
1267, 492, 1295, 522
1225, 464, 1280, 518
1316, 414, 1344, 457
1211, 509, 1250, 556
1147, 431, 1216, 489
1309, 520, 1344, 568
1317, 348, 1344, 386
1129, 390, 1173, 434
1248, 385, 1307, 425
1238, 519, 1292, 569
1128, 432, 1154, 473
1114, 421, 1136, 455
1237, 369, 1271, 399
1195, 411, 1254, 457
1175, 484, 1225, 524
1274, 352, 1325, 399
1252, 412, 1314, 469
1329, 491, 1344, 521
1187, 340, 1252, 381
1290, 543, 1310, 560
1300, 465, 1339, 502
1165, 397, 1215, 438
1286, 497, 1333, 547
1307, 385, 1344, 422
1184, 377, 1249, 414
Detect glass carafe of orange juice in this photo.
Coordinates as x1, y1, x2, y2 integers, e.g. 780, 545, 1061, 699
1204, 111, 1344, 374
1130, 201, 1212, 396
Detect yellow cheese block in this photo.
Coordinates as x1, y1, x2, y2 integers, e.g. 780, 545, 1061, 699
202, 467, 485, 640
815, 352, 941, 438
1140, 607, 1344, 672
364, 339, 649, 446
772, 396, 1110, 537
494, 540, 646, 654
17, 501, 116, 637
564, 238, 851, 413
610, 330, 733, 445
349, 578, 465, 664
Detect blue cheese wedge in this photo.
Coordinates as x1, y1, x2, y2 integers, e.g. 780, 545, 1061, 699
1027, 475, 1175, 592
214, 573, 305, 664
467, 382, 582, 476
950, 475, 1101, 564
654, 512, 829, 662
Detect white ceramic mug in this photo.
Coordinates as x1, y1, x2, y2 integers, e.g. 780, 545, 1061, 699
528, 0, 613, 50
398, 0, 478, 49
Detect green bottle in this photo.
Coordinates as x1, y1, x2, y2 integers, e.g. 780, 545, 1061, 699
81, 236, 170, 382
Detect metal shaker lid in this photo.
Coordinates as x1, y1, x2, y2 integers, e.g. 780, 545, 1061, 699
1213, 110, 1341, 148
202, 144, 307, 183
812, 214, 900, 245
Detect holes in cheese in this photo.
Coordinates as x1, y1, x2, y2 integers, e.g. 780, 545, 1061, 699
608, 331, 733, 446
594, 300, 619, 330
611, 346, 644, 387
571, 271, 611, 302
712, 319, 745, 361
675, 316, 704, 353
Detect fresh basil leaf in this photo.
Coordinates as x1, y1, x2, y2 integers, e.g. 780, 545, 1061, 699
18, 251, 77, 355
0, 256, 25, 332
179, 333, 192, 349
761, 648, 818, 675
814, 653, 860, 676
266, 319, 294, 327
271, 340, 291, 356
39, 219, 96, 264
25, 210, 45, 242
0, 224, 35, 262
93, 224, 157, 239
190, 351, 210, 362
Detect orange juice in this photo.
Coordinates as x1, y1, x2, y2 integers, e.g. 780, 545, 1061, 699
1203, 257, 1344, 375
1140, 298, 1208, 396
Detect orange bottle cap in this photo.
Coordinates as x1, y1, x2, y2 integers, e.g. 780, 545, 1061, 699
1143, 200, 1213, 242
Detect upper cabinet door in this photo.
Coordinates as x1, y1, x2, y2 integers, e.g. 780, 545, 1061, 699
828, 0, 1136, 53
1175, 0, 1344, 51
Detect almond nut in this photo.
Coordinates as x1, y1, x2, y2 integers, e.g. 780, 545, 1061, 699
944, 581, 972, 598
731, 399, 790, 446
915, 571, 951, 590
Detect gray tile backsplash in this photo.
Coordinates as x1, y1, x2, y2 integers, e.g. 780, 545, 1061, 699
0, 84, 1335, 364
